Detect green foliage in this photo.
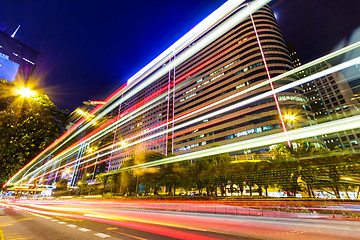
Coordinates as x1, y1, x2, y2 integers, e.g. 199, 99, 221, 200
55, 179, 68, 191
0, 79, 70, 187
91, 141, 360, 200
119, 151, 166, 196
95, 173, 111, 194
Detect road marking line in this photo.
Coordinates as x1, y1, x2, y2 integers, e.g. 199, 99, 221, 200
0, 225, 4, 240
51, 219, 58, 222
94, 233, 111, 238
58, 222, 67, 224
106, 227, 117, 230
78, 228, 91, 232
113, 230, 148, 240
67, 224, 77, 228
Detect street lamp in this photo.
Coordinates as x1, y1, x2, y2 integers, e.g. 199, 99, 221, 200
64, 168, 71, 175
120, 141, 128, 147
87, 146, 98, 154
17, 87, 36, 98
283, 114, 296, 122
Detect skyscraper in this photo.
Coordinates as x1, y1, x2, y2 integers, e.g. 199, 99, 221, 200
108, 3, 313, 170
303, 62, 360, 150
0, 29, 40, 82
287, 44, 360, 151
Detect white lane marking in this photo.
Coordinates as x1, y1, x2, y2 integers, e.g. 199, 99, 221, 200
58, 221, 67, 224
51, 219, 58, 222
94, 233, 111, 238
67, 224, 77, 228
78, 228, 91, 232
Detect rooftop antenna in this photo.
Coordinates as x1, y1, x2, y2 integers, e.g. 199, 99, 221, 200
11, 25, 20, 38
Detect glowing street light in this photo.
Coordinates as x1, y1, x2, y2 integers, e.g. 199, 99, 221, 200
64, 168, 71, 175
17, 87, 36, 98
87, 147, 97, 154
76, 109, 90, 117
283, 114, 296, 122
120, 141, 128, 147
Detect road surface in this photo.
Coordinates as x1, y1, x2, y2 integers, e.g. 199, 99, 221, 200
1, 199, 360, 240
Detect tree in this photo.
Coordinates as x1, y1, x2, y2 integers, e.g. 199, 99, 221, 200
53, 179, 69, 196
118, 151, 166, 195
207, 153, 232, 196
95, 173, 110, 194
269, 141, 328, 197
0, 79, 70, 187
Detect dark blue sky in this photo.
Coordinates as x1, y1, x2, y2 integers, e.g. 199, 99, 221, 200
1, 0, 360, 110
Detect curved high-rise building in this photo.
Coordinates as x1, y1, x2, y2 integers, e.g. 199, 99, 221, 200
172, 4, 312, 154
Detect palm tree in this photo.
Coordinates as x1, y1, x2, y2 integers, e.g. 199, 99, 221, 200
95, 173, 110, 195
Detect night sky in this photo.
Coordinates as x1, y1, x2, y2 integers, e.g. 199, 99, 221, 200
1, 0, 360, 110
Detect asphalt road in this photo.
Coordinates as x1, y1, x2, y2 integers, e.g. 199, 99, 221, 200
1, 199, 360, 240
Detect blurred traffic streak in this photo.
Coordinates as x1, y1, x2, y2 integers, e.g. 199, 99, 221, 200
1, 198, 360, 240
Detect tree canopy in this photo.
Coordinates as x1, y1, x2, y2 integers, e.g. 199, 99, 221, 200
0, 79, 70, 187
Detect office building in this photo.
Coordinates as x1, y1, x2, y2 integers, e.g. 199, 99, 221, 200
303, 62, 360, 150
287, 44, 360, 151
107, 4, 313, 170
0, 29, 40, 82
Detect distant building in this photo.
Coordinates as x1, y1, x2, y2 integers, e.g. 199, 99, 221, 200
303, 62, 360, 150
0, 54, 19, 81
287, 44, 360, 151
0, 30, 40, 82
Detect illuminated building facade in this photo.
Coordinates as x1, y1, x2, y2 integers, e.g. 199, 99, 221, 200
302, 62, 360, 150
171, 5, 313, 155
0, 30, 40, 81
0, 54, 19, 81
287, 43, 360, 151
107, 3, 313, 170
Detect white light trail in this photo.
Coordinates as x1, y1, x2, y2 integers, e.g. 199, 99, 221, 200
115, 113, 360, 172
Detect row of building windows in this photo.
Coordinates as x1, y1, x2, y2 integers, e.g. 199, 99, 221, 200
175, 123, 281, 152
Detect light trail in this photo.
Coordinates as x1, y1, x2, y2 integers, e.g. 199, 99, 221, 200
5, 2, 360, 187
248, 5, 290, 147
114, 113, 360, 172
26, 55, 360, 184
12, 53, 360, 186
